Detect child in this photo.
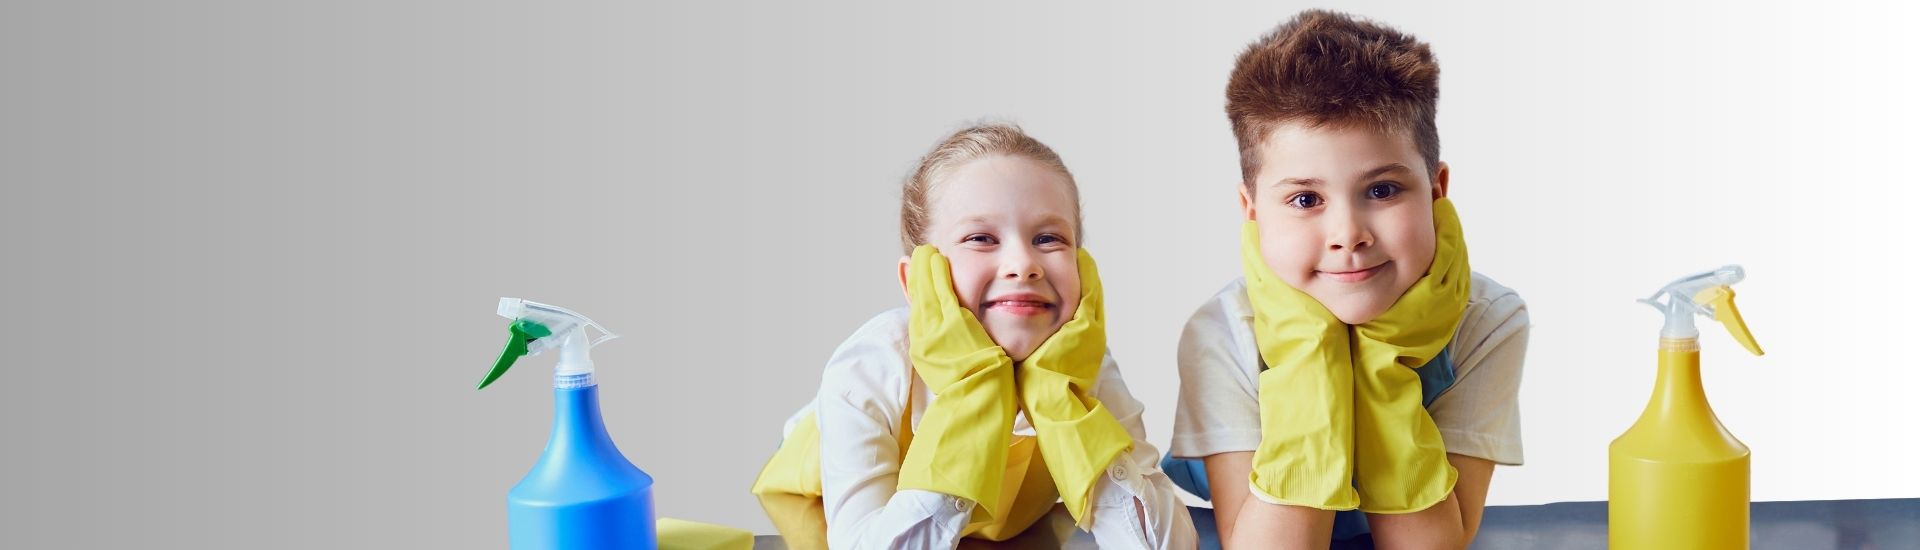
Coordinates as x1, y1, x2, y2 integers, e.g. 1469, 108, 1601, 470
1168, 11, 1530, 549
753, 123, 1197, 549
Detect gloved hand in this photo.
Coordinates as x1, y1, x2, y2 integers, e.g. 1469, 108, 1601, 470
895, 245, 1019, 519
1351, 197, 1469, 514
1242, 221, 1360, 510
1017, 248, 1133, 526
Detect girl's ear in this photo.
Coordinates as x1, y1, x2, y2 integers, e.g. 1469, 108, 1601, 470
897, 255, 912, 302
1432, 162, 1451, 200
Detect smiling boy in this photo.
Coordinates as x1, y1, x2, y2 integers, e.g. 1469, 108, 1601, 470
1169, 10, 1532, 549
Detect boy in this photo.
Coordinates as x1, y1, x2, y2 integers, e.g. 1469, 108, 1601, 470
1170, 10, 1530, 549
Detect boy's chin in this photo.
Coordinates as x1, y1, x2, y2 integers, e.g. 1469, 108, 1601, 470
1321, 298, 1392, 325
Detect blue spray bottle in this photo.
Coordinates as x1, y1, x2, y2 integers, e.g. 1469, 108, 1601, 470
479, 298, 656, 550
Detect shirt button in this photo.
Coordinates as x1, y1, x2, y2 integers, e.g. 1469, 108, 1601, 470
1109, 462, 1130, 480
951, 496, 969, 512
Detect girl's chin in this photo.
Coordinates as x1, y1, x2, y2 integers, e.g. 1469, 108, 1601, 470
983, 326, 1058, 361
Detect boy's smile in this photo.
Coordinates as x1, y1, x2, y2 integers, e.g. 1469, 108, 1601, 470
1319, 261, 1391, 284
1239, 121, 1450, 325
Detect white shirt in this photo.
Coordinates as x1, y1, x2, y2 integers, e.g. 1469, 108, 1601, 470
784, 307, 1198, 550
1170, 273, 1530, 465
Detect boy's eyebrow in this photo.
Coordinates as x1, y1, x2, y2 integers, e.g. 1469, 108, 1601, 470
1360, 163, 1415, 181
1269, 163, 1414, 189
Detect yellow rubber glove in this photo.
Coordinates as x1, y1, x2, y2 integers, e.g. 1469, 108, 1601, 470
1350, 197, 1469, 513
1242, 197, 1472, 512
1016, 248, 1133, 527
895, 245, 1019, 519
1241, 221, 1360, 510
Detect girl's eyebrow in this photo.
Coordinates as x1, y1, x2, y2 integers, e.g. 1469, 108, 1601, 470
956, 215, 997, 227
1030, 214, 1072, 229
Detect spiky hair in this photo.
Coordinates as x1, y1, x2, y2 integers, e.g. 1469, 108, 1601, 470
1226, 9, 1441, 188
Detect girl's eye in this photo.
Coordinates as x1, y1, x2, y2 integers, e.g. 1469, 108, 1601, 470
1286, 192, 1322, 209
1034, 234, 1068, 247
1367, 183, 1402, 200
964, 234, 998, 245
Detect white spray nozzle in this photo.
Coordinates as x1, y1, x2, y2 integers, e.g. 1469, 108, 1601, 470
494, 297, 620, 388
1637, 265, 1763, 355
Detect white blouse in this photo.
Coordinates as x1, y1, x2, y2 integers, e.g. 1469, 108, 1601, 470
784, 307, 1198, 550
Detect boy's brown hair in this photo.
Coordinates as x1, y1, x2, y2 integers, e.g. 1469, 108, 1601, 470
1226, 9, 1441, 190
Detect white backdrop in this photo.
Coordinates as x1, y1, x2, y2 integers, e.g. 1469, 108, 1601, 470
3, 1, 1916, 547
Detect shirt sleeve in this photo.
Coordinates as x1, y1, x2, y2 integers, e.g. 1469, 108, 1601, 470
1083, 352, 1200, 550
1429, 278, 1530, 466
815, 309, 977, 550
1170, 281, 1264, 458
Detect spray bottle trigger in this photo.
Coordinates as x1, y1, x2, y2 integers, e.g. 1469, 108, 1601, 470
1693, 286, 1764, 356
479, 319, 554, 390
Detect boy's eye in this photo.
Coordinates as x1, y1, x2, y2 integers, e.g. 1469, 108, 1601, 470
1367, 183, 1402, 200
1286, 192, 1322, 209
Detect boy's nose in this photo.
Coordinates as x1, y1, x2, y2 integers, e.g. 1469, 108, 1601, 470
1326, 211, 1374, 252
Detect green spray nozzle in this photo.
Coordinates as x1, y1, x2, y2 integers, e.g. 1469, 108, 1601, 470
479, 319, 553, 390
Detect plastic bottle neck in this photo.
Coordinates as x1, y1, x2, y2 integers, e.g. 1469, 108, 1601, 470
545, 384, 620, 460
1649, 337, 1705, 414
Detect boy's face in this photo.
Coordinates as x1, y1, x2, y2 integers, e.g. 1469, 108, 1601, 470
1239, 122, 1450, 325
901, 155, 1081, 361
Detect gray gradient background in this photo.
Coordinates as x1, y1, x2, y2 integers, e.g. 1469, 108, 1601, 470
4, 1, 1917, 547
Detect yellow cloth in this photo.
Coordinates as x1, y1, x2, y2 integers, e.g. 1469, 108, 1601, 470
656, 518, 754, 550
1017, 248, 1133, 527
894, 245, 1020, 517
1243, 197, 1470, 514
749, 410, 1060, 546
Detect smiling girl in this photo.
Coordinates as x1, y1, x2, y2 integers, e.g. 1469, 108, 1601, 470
752, 123, 1196, 549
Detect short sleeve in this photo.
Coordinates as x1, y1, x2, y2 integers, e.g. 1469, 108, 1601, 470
1429, 274, 1530, 465
1170, 281, 1265, 458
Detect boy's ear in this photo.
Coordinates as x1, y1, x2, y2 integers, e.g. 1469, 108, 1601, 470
897, 255, 912, 301
1432, 162, 1451, 200
1237, 183, 1256, 221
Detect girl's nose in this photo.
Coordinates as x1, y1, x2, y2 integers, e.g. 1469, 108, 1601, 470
1000, 248, 1044, 281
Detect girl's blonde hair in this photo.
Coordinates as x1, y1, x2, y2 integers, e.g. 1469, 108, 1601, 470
899, 123, 1082, 254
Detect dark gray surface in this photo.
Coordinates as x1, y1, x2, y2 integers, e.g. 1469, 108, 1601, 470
753, 498, 1919, 549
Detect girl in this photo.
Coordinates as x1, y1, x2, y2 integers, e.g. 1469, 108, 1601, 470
752, 123, 1196, 549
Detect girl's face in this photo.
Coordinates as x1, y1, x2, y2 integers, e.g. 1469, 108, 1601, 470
900, 154, 1081, 361
1239, 122, 1448, 325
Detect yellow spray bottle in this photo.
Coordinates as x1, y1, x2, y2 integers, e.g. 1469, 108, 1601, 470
1609, 265, 1764, 549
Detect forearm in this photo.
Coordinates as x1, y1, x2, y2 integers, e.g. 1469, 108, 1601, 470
1366, 454, 1495, 550
1225, 497, 1334, 550
1365, 494, 1464, 550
